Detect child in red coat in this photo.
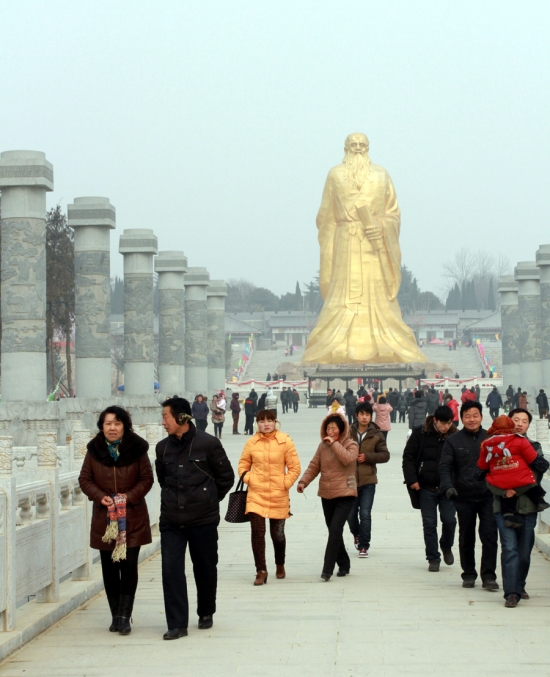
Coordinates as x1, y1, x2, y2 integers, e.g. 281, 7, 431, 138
478, 415, 548, 527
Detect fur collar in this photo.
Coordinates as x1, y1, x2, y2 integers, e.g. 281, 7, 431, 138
87, 430, 149, 467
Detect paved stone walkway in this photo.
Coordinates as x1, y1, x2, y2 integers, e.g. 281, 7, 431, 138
2, 407, 550, 676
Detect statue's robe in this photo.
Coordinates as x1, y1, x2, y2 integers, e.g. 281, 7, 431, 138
303, 162, 427, 364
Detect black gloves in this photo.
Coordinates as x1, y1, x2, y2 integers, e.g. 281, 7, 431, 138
445, 487, 458, 500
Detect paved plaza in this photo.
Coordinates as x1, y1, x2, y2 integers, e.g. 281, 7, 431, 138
2, 406, 550, 676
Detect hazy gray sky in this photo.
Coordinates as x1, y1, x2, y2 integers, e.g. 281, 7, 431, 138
2, 1, 549, 298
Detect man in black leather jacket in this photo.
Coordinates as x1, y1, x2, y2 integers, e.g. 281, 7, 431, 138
439, 400, 498, 590
155, 397, 234, 640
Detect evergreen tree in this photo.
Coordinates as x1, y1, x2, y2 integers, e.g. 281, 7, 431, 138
487, 278, 496, 311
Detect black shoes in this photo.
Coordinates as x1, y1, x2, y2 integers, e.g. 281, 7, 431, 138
428, 560, 440, 572
198, 615, 213, 629
163, 627, 189, 640
505, 595, 519, 608
521, 589, 530, 600
320, 572, 331, 581
482, 579, 499, 592
118, 594, 134, 635
336, 568, 349, 577
107, 596, 120, 632
462, 579, 475, 588
442, 548, 454, 566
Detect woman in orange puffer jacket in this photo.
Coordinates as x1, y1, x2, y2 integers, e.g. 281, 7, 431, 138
237, 409, 301, 586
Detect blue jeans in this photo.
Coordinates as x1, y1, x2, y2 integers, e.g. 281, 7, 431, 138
347, 484, 376, 549
418, 488, 457, 562
495, 512, 537, 599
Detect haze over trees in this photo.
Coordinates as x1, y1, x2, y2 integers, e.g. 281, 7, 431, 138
443, 248, 509, 311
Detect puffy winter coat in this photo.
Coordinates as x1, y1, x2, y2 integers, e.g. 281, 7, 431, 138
230, 393, 241, 415
536, 392, 549, 411
344, 392, 358, 413
485, 391, 503, 409
408, 398, 427, 429
79, 431, 153, 550
426, 391, 439, 415
155, 423, 235, 528
191, 400, 209, 420
373, 403, 392, 431
402, 416, 457, 490
444, 398, 459, 422
478, 433, 537, 490
350, 421, 389, 487
237, 430, 301, 519
461, 390, 477, 404
299, 414, 359, 499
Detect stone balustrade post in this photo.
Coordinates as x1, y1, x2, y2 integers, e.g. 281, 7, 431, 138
184, 267, 210, 396
0, 437, 16, 631
70, 428, 93, 580
68, 197, 116, 398
207, 280, 227, 393
536, 245, 550, 391
514, 262, 542, 411
0, 150, 53, 401
35, 432, 60, 603
535, 419, 549, 453
119, 229, 158, 395
498, 275, 521, 390
154, 251, 187, 395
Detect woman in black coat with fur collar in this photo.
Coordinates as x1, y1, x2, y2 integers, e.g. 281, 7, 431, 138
79, 406, 154, 636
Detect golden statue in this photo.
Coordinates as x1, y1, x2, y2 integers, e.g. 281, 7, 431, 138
303, 133, 427, 364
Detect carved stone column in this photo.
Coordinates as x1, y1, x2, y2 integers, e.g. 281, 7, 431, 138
536, 245, 550, 391
514, 261, 541, 411
154, 251, 187, 395
498, 275, 521, 389
207, 280, 227, 393
119, 229, 158, 395
0, 150, 53, 400
68, 197, 115, 398
184, 267, 210, 396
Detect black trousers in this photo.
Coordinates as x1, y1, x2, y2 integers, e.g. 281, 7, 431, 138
160, 520, 219, 630
321, 496, 356, 575
489, 408, 499, 420
282, 401, 289, 413
100, 546, 141, 600
196, 419, 208, 432
213, 422, 223, 437
454, 498, 498, 582
244, 414, 255, 434
390, 409, 397, 423
293, 401, 298, 413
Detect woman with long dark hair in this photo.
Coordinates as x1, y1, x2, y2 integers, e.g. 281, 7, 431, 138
79, 406, 153, 635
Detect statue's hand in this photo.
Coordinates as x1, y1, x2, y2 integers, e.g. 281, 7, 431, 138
364, 222, 383, 240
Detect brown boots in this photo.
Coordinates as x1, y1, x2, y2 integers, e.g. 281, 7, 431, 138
276, 565, 286, 579
254, 571, 268, 586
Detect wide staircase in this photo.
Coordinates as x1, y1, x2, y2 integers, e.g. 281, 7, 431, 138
421, 344, 484, 378
241, 346, 305, 382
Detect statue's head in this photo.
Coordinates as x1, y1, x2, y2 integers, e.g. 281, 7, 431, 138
343, 133, 370, 187
344, 133, 369, 156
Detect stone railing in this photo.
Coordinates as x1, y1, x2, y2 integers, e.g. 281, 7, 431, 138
0, 425, 163, 631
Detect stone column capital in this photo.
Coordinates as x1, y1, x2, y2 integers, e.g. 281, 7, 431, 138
155, 250, 188, 274
68, 196, 116, 230
119, 229, 158, 255
207, 280, 227, 298
184, 267, 210, 287
514, 261, 540, 283
0, 150, 53, 190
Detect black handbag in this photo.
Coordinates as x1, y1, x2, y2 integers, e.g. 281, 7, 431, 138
224, 472, 250, 523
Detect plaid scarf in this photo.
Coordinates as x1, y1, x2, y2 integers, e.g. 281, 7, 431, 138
102, 493, 127, 561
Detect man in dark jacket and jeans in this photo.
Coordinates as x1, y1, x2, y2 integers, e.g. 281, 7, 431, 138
156, 397, 235, 640
403, 406, 457, 572
439, 400, 499, 590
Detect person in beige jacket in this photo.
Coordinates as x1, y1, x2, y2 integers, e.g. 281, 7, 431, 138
298, 413, 359, 580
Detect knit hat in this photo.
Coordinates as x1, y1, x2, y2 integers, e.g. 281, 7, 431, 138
487, 415, 515, 437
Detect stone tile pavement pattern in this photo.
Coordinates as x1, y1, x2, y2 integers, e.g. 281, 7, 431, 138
2, 407, 550, 677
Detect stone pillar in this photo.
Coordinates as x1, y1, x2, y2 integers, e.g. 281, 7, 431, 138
155, 251, 187, 395
36, 431, 60, 603
67, 197, 115, 398
514, 261, 542, 409
536, 245, 550, 390
119, 229, 158, 395
498, 275, 521, 389
184, 267, 210, 395
0, 150, 53, 400
207, 280, 227, 393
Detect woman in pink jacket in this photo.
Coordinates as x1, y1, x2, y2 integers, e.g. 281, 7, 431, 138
373, 396, 392, 441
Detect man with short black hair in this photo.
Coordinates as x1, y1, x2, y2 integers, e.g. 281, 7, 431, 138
439, 401, 498, 590
156, 397, 235, 640
403, 405, 457, 572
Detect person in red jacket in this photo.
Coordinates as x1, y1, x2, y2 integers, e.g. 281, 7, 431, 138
461, 387, 477, 404
477, 415, 548, 527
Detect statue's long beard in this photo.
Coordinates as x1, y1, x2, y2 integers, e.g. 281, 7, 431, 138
343, 151, 370, 189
